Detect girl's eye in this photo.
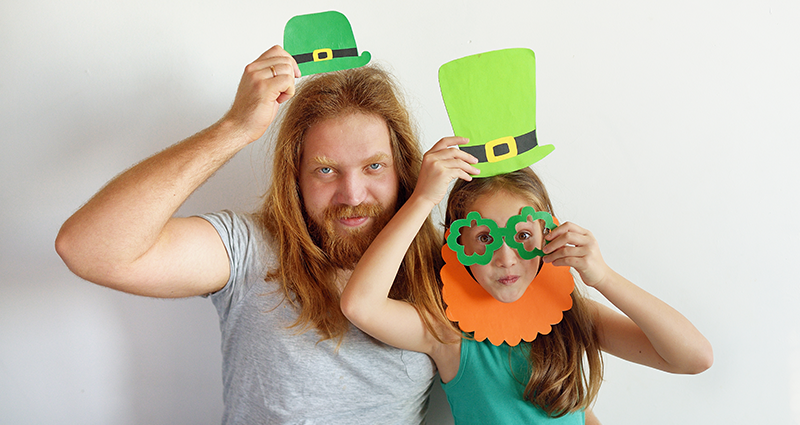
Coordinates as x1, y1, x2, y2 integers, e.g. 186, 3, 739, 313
368, 163, 382, 171
515, 231, 532, 242
477, 234, 494, 244
319, 167, 333, 175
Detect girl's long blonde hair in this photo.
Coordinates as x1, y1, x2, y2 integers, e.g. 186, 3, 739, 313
256, 65, 446, 343
444, 168, 604, 417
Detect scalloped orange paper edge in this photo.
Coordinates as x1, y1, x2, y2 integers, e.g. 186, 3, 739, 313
441, 242, 575, 346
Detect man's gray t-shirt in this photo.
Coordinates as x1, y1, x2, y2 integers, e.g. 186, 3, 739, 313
201, 210, 435, 424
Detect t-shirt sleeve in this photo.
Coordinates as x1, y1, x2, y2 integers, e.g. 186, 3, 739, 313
196, 210, 269, 322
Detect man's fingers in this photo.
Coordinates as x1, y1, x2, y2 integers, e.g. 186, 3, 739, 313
255, 45, 294, 62
248, 47, 299, 77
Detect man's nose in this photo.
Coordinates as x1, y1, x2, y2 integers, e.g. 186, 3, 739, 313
334, 172, 368, 206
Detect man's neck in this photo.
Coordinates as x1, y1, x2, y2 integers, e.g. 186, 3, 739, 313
334, 268, 354, 293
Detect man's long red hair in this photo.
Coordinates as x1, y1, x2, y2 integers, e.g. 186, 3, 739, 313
256, 65, 446, 343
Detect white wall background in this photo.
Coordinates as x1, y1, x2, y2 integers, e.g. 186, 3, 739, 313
2, 1, 798, 424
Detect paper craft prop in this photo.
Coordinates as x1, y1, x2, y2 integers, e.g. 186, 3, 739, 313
447, 206, 557, 266
440, 237, 574, 347
284, 11, 371, 76
438, 48, 553, 177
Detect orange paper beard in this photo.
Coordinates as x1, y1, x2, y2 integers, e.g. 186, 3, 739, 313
440, 243, 575, 346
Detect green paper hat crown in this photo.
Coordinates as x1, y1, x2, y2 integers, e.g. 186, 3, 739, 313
438, 48, 553, 177
284, 11, 371, 76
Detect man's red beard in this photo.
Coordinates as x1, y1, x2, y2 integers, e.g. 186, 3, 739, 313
307, 202, 395, 269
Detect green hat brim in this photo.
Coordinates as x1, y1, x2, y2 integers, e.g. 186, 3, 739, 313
474, 144, 554, 177
298, 52, 372, 76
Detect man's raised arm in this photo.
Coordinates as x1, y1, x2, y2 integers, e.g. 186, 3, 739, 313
55, 46, 300, 298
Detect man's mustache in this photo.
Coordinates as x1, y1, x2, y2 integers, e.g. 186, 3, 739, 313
323, 203, 384, 221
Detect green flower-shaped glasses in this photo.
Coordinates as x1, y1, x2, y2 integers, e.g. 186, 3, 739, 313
446, 206, 557, 266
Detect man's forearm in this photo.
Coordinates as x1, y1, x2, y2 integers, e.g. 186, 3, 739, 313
55, 119, 250, 287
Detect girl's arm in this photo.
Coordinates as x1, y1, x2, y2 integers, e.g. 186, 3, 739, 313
542, 222, 713, 374
340, 137, 478, 355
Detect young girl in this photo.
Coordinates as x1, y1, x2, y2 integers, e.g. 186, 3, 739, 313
341, 137, 713, 424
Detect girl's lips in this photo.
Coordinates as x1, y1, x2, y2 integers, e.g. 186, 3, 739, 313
497, 275, 519, 286
339, 216, 369, 227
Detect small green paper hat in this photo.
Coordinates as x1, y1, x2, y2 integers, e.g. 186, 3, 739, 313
284, 11, 371, 76
438, 48, 553, 177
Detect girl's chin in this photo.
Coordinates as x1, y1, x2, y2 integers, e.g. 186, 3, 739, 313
490, 290, 526, 304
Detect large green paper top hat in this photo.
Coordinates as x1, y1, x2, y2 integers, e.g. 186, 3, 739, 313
284, 11, 371, 76
438, 48, 553, 177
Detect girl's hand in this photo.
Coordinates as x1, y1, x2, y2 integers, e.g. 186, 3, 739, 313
542, 222, 613, 288
413, 137, 479, 206
544, 225, 713, 375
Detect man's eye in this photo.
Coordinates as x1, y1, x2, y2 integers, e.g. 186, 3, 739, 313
319, 167, 333, 174
368, 163, 382, 170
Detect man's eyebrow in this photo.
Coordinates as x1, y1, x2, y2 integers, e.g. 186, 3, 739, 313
310, 156, 337, 167
365, 153, 391, 164
310, 153, 392, 167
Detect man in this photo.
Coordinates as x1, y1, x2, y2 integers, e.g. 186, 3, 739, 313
56, 46, 443, 424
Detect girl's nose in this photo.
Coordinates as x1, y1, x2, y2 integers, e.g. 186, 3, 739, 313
492, 241, 518, 268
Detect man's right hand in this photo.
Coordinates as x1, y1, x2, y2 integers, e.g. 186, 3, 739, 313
221, 45, 302, 144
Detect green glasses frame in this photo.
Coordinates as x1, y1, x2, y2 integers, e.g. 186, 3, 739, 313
446, 206, 557, 266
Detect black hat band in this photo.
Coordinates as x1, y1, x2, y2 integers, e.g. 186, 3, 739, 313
460, 129, 538, 163
293, 48, 359, 64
